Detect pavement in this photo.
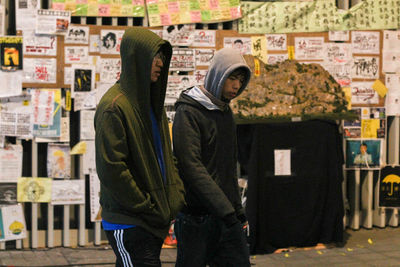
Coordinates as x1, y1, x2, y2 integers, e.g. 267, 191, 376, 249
1, 227, 400, 267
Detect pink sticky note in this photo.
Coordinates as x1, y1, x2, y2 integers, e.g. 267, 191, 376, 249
190, 11, 202, 22
167, 2, 179, 13
98, 4, 110, 16
160, 14, 172, 25
230, 6, 241, 18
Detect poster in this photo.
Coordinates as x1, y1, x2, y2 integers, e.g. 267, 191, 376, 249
0, 71, 23, 97
99, 58, 121, 83
31, 89, 55, 125
89, 171, 101, 222
47, 143, 70, 178
1, 204, 27, 241
223, 37, 251, 55
166, 75, 194, 104
163, 25, 196, 46
0, 101, 32, 137
74, 91, 96, 111
64, 46, 89, 64
16, 0, 41, 31
194, 49, 215, 67
383, 30, 400, 51
329, 31, 349, 42
345, 139, 381, 169
170, 48, 195, 71
351, 56, 379, 79
32, 89, 62, 138
323, 43, 352, 65
351, 31, 380, 54
82, 140, 95, 175
51, 0, 145, 17
265, 34, 287, 51
0, 36, 23, 71
80, 110, 95, 140
267, 54, 288, 65
193, 30, 216, 47
0, 183, 17, 205
71, 66, 95, 97
35, 9, 71, 35
351, 82, 379, 105
379, 166, 400, 208
17, 177, 52, 202
22, 58, 57, 83
23, 30, 57, 56
294, 37, 324, 60
193, 69, 207, 85
64, 25, 89, 44
51, 179, 85, 205
0, 145, 23, 183
100, 30, 124, 55
382, 51, 400, 73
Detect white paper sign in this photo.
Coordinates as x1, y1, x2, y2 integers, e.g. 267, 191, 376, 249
294, 37, 325, 60
23, 30, 57, 55
100, 30, 124, 55
80, 110, 95, 140
223, 37, 252, 55
351, 82, 379, 105
265, 34, 287, 51
64, 46, 89, 64
35, 9, 70, 35
31, 89, 55, 125
193, 30, 216, 47
0, 145, 23, 183
64, 26, 89, 44
89, 171, 101, 222
23, 58, 57, 83
274, 149, 291, 176
1, 204, 27, 241
351, 31, 380, 54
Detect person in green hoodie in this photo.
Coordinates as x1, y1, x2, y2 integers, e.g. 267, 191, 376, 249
173, 47, 251, 267
95, 28, 185, 267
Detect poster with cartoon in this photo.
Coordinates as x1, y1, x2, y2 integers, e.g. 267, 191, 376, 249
351, 56, 379, 79
351, 31, 380, 54
1, 204, 27, 241
64, 25, 89, 44
223, 37, 252, 55
47, 143, 70, 178
17, 177, 52, 202
0, 36, 23, 71
163, 24, 195, 46
71, 65, 95, 97
345, 139, 382, 169
51, 179, 85, 205
0, 183, 17, 205
100, 30, 124, 55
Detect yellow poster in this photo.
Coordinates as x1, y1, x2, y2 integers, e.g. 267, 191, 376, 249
17, 177, 52, 203
361, 119, 380, 138
251, 36, 267, 64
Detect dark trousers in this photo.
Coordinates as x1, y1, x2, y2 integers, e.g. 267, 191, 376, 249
174, 213, 250, 267
105, 227, 164, 267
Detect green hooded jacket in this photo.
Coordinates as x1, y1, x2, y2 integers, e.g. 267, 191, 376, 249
94, 27, 185, 239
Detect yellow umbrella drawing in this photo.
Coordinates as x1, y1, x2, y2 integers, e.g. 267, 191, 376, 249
382, 174, 400, 196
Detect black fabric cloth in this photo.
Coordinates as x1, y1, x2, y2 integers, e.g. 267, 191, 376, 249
238, 120, 344, 254
174, 213, 250, 267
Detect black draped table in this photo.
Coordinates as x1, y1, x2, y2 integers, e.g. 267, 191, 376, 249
237, 119, 344, 254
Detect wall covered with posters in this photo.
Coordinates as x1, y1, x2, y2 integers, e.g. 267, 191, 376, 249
1, 12, 400, 243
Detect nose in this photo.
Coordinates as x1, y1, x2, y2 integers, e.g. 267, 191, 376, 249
232, 79, 241, 90
156, 58, 164, 67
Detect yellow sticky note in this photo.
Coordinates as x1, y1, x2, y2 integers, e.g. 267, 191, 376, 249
372, 80, 388, 98
317, 250, 323, 255
347, 248, 353, 252
288, 46, 295, 60
70, 141, 87, 155
284, 253, 290, 258
65, 90, 71, 111
251, 36, 268, 64
342, 87, 352, 110
254, 58, 260, 77
368, 238, 373, 244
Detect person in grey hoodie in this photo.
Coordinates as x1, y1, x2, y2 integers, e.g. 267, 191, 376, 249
172, 47, 251, 267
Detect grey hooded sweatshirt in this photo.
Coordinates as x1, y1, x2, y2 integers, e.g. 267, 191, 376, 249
172, 48, 251, 225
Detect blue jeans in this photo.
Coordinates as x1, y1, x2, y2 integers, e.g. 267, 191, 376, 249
174, 213, 250, 267
105, 226, 164, 267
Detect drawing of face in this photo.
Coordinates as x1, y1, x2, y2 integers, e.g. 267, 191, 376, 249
102, 33, 117, 49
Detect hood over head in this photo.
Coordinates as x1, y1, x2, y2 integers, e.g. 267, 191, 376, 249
204, 47, 251, 101
119, 27, 172, 121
